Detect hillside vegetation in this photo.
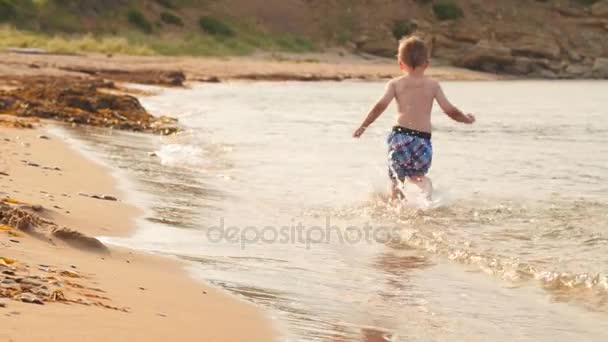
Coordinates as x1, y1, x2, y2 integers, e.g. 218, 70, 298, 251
1, 0, 608, 77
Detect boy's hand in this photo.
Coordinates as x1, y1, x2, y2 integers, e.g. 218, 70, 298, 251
353, 126, 366, 138
463, 113, 476, 124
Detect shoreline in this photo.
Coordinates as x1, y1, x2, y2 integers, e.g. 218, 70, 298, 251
0, 51, 503, 86
0, 120, 276, 341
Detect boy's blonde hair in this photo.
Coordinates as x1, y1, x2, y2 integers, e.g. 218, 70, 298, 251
398, 36, 429, 69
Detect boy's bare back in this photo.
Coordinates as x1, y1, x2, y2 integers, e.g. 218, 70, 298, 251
380, 75, 460, 134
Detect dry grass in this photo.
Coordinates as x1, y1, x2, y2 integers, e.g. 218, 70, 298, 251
0, 25, 314, 56
0, 26, 154, 55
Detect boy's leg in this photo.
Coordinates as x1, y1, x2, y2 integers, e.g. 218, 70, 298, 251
407, 175, 433, 200
389, 179, 403, 200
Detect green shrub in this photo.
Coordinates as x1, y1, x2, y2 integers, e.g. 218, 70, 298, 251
276, 35, 315, 52
155, 0, 175, 9
127, 9, 152, 33
575, 0, 600, 5
160, 11, 183, 26
432, 1, 464, 21
199, 16, 233, 36
0, 0, 17, 22
38, 8, 82, 33
392, 20, 416, 40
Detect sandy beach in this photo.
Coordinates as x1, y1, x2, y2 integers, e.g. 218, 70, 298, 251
0, 120, 275, 341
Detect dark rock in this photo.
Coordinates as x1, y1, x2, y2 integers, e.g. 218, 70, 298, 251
356, 34, 398, 58
554, 6, 588, 18
15, 293, 44, 305
199, 76, 221, 83
0, 96, 16, 110
1, 277, 16, 284
507, 57, 537, 75
565, 64, 591, 77
33, 287, 50, 298
510, 34, 561, 60
531, 68, 558, 79
457, 41, 515, 73
0, 77, 179, 135
162, 71, 186, 86
592, 0, 608, 17
19, 278, 43, 288
592, 58, 608, 78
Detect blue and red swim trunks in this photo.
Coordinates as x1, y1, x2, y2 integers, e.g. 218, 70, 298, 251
387, 126, 432, 181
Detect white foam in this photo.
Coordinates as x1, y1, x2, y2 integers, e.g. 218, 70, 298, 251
396, 182, 455, 211
155, 143, 205, 166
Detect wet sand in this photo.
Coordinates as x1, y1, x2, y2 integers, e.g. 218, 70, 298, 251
0, 120, 275, 341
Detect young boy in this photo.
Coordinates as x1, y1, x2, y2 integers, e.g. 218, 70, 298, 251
353, 36, 475, 200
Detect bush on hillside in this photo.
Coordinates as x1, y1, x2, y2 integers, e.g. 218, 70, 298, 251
0, 0, 17, 22
155, 0, 175, 9
127, 9, 152, 33
160, 11, 183, 26
575, 0, 600, 5
392, 20, 416, 40
199, 16, 234, 36
433, 1, 464, 21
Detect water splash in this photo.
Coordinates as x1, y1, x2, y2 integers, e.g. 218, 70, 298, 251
155, 143, 205, 166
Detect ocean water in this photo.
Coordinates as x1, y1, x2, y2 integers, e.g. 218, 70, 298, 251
59, 81, 608, 341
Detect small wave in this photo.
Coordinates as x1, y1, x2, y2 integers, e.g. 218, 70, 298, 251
155, 144, 205, 166
393, 201, 608, 312
309, 196, 608, 312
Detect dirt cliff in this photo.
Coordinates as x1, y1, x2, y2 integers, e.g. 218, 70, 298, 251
2, 0, 608, 78
215, 0, 608, 78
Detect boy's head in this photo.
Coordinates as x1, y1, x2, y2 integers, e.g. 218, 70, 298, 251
398, 36, 429, 71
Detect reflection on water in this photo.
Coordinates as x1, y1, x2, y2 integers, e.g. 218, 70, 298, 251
58, 81, 608, 341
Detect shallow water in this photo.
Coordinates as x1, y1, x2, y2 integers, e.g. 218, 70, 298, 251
60, 81, 608, 341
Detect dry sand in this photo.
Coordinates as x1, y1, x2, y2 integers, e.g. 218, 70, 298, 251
0, 120, 275, 341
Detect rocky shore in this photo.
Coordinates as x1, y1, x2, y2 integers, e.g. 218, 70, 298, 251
405, 1, 608, 79
0, 76, 179, 135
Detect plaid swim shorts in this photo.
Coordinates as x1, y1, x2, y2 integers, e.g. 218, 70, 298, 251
387, 126, 433, 181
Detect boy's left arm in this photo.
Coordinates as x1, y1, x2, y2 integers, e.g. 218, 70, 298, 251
353, 81, 395, 138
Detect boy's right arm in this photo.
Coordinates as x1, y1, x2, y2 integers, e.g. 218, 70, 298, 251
434, 82, 475, 124
353, 80, 396, 138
